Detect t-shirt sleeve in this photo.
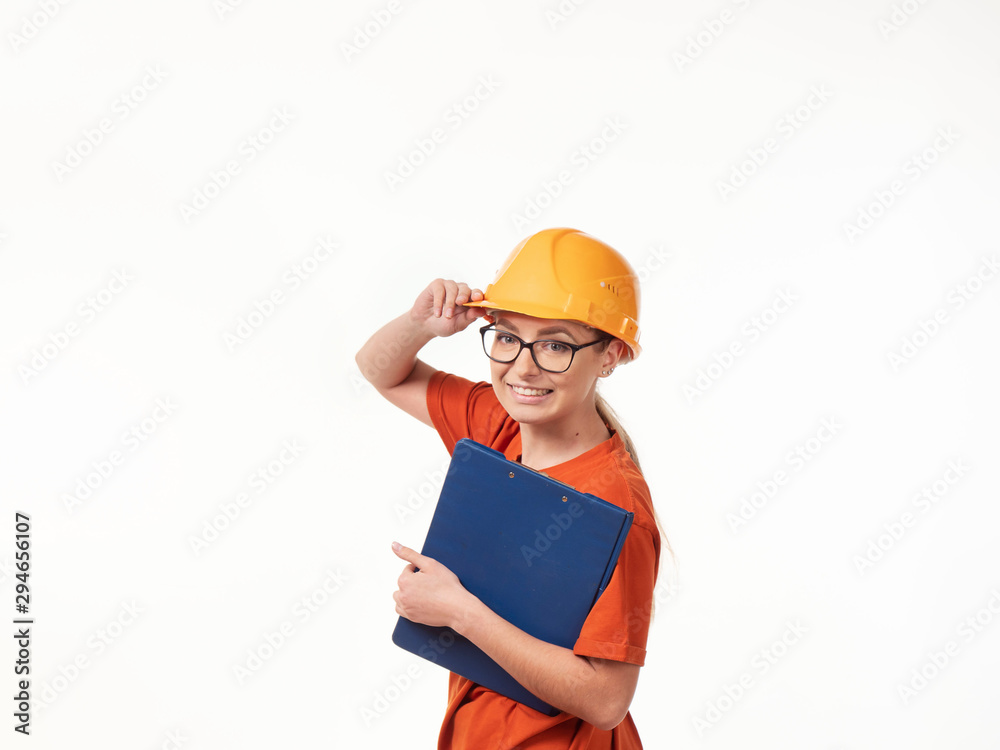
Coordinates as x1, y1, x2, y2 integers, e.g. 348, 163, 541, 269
425, 370, 508, 454
572, 523, 659, 666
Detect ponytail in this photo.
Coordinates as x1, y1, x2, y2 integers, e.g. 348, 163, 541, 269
594, 355, 676, 568
592, 332, 645, 471
595, 391, 642, 471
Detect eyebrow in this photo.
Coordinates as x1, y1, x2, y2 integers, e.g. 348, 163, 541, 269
495, 317, 581, 342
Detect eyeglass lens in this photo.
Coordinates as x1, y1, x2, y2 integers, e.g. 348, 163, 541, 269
483, 328, 574, 372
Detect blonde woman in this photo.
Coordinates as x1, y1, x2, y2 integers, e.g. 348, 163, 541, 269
356, 228, 664, 749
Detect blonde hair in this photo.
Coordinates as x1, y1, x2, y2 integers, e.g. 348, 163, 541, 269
594, 388, 673, 558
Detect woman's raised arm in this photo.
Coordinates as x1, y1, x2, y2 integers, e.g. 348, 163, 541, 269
354, 279, 486, 426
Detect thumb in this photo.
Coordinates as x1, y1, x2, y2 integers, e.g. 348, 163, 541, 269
459, 305, 487, 326
459, 308, 482, 326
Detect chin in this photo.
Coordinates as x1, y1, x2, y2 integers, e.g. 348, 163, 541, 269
505, 406, 547, 424
495, 389, 556, 424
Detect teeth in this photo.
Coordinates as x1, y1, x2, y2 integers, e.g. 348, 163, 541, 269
511, 385, 551, 397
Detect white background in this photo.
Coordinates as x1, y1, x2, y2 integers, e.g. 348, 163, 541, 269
2, 0, 999, 747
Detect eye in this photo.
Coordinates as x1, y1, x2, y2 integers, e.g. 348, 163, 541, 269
541, 341, 569, 354
496, 332, 517, 345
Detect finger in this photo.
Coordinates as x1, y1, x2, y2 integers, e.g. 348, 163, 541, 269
392, 541, 428, 568
441, 280, 459, 319
455, 282, 471, 305
430, 279, 446, 318
396, 562, 417, 585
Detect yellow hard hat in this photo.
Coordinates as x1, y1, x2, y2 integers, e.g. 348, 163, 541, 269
463, 227, 642, 361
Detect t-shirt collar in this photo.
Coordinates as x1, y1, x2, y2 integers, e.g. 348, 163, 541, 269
504, 429, 621, 478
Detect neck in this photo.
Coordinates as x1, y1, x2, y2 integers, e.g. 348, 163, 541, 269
518, 407, 611, 471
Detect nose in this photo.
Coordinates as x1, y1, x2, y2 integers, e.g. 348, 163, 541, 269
510, 343, 542, 376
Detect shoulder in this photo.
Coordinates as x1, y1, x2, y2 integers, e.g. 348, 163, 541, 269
426, 371, 519, 453
582, 437, 659, 541
428, 370, 491, 402
428, 371, 506, 423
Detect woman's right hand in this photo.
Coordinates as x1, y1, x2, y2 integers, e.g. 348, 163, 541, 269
410, 279, 488, 338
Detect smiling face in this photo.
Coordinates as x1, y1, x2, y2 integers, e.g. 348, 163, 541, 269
485, 311, 625, 429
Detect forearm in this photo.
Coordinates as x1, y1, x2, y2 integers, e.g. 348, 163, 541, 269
355, 311, 434, 390
391, 541, 636, 728
456, 598, 622, 728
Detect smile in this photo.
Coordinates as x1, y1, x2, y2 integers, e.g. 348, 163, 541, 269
508, 383, 553, 399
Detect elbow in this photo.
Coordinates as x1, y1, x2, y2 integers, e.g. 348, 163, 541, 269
579, 666, 637, 731
586, 697, 631, 732
570, 657, 638, 731
591, 709, 628, 733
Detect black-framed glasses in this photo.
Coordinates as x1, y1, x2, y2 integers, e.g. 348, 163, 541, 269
479, 324, 606, 374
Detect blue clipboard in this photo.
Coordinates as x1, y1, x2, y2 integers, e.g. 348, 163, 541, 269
391, 438, 633, 716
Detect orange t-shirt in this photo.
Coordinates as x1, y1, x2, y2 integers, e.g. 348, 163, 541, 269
425, 370, 661, 750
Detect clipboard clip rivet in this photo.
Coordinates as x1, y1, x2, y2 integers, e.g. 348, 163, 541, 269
509, 471, 515, 478
561, 496, 568, 502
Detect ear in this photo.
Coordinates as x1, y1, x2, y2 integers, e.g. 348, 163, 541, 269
601, 338, 628, 370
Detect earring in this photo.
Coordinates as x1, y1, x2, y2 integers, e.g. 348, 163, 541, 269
601, 367, 615, 376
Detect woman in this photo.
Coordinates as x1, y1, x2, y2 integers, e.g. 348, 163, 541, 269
355, 228, 663, 748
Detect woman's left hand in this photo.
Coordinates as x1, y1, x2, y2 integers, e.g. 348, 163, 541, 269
392, 542, 477, 631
